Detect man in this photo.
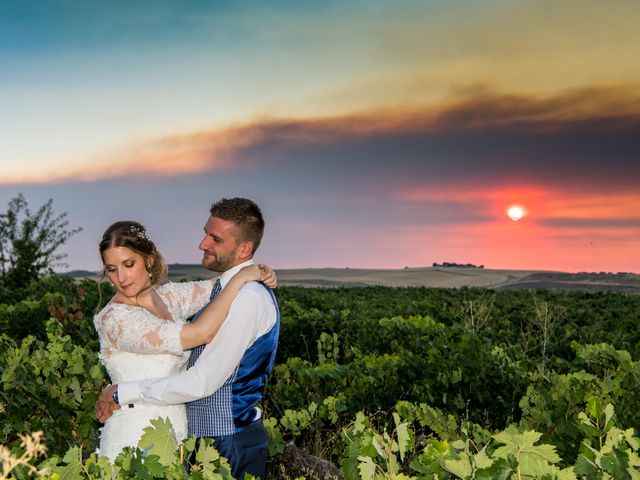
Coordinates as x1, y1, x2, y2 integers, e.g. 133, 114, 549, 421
96, 197, 279, 479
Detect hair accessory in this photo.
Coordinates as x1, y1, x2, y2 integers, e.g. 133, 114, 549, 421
130, 225, 149, 241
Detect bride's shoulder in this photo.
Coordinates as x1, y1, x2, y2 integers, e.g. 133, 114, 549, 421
155, 282, 178, 300
93, 305, 111, 328
156, 281, 173, 293
93, 299, 125, 325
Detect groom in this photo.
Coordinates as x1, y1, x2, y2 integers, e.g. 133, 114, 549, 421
97, 197, 279, 479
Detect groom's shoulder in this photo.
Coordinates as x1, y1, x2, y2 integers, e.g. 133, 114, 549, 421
240, 280, 271, 296
237, 281, 275, 306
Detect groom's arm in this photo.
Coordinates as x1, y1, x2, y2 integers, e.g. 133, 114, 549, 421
96, 291, 262, 422
119, 286, 275, 406
96, 286, 275, 422
97, 292, 260, 421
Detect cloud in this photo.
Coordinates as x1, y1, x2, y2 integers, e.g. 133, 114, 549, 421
537, 217, 640, 229
3, 85, 640, 188
431, 85, 640, 133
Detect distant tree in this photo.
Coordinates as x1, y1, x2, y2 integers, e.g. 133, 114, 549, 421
0, 194, 82, 292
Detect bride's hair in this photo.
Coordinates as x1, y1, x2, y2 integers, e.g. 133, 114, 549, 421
98, 220, 168, 286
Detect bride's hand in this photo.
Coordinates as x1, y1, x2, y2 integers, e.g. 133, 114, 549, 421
258, 264, 277, 288
236, 264, 277, 288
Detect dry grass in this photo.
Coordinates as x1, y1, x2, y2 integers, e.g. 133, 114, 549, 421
67, 265, 640, 292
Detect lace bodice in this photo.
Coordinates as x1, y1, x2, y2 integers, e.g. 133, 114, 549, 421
93, 279, 215, 383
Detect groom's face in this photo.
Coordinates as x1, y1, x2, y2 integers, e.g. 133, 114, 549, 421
199, 215, 242, 273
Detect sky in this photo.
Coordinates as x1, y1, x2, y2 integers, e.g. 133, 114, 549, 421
1, 0, 639, 273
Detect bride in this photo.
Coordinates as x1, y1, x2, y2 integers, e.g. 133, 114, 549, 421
93, 220, 275, 462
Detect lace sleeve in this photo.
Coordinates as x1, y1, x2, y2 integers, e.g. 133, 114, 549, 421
94, 305, 183, 356
160, 279, 216, 320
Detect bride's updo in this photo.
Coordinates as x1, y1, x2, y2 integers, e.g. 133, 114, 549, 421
99, 220, 168, 286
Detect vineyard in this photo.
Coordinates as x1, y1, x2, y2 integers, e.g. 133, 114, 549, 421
1, 276, 640, 479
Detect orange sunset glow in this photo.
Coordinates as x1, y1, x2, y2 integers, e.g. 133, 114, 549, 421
0, 2, 638, 273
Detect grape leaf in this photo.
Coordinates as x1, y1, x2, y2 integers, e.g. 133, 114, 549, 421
137, 416, 179, 467
52, 446, 83, 480
357, 456, 376, 480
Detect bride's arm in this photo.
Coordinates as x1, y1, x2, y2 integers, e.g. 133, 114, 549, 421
179, 264, 276, 349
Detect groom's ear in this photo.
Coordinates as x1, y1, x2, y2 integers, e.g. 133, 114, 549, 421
236, 240, 254, 261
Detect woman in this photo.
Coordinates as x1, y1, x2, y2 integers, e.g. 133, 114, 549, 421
93, 221, 276, 461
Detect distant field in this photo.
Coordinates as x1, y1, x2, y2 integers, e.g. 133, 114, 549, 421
65, 264, 640, 293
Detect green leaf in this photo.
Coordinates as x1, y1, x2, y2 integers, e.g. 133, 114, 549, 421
574, 456, 598, 477
137, 416, 179, 467
475, 459, 513, 480
116, 448, 165, 479
263, 417, 284, 455
372, 434, 385, 458
183, 436, 197, 453
443, 452, 473, 479
585, 396, 603, 419
451, 440, 466, 450
474, 446, 494, 470
556, 467, 579, 480
493, 427, 561, 478
83, 453, 113, 480
90, 363, 104, 382
358, 456, 377, 480
603, 403, 615, 430
518, 451, 559, 478
354, 411, 368, 433
494, 427, 560, 463
396, 420, 410, 462
623, 429, 640, 450
52, 446, 83, 480
600, 451, 628, 478
195, 437, 221, 472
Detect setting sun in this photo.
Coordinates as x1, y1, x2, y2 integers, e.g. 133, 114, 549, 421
507, 205, 526, 221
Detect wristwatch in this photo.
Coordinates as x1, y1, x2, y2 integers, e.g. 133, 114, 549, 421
112, 385, 120, 405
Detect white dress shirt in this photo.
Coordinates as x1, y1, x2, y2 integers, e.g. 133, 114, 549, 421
117, 259, 277, 406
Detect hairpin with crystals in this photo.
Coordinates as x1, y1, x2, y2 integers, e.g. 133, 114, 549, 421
130, 225, 149, 241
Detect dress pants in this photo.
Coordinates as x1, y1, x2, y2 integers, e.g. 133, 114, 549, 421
203, 420, 269, 479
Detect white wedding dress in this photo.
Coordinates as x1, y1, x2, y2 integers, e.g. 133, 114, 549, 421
93, 279, 214, 462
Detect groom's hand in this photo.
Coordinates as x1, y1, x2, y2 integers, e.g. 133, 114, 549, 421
95, 384, 120, 423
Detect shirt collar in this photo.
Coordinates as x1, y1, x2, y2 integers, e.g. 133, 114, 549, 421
219, 259, 254, 288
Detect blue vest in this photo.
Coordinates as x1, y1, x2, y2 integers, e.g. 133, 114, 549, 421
186, 283, 279, 437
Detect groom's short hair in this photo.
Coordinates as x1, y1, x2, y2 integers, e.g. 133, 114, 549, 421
210, 197, 265, 253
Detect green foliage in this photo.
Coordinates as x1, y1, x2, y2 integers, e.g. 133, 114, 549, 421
2, 280, 640, 478
0, 195, 81, 295
337, 402, 638, 479
0, 275, 104, 344
0, 320, 105, 454
340, 411, 411, 480
574, 400, 640, 479
3, 404, 636, 479
519, 342, 640, 462
138, 418, 179, 467
40, 419, 234, 479
0, 299, 50, 339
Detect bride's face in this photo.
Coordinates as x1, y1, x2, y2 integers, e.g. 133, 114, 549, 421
102, 246, 151, 299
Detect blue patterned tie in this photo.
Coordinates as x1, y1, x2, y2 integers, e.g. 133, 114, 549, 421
211, 278, 222, 300
188, 278, 222, 368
